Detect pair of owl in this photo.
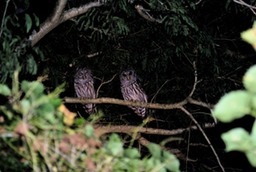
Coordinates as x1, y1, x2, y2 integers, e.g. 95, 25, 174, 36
74, 68, 148, 118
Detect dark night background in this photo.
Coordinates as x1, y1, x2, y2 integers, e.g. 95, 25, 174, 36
1, 0, 256, 171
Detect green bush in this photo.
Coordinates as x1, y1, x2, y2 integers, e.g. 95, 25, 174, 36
213, 22, 256, 167
0, 70, 180, 172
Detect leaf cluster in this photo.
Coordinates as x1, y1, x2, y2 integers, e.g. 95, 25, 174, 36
0, 1, 44, 83
0, 71, 180, 172
213, 23, 256, 167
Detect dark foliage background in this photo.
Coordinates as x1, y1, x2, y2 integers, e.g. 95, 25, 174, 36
1, 0, 256, 171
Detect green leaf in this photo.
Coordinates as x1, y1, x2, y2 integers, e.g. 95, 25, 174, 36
21, 81, 44, 98
0, 84, 11, 96
147, 143, 161, 159
49, 97, 62, 108
37, 103, 55, 123
124, 148, 141, 159
74, 118, 86, 126
221, 128, 252, 152
84, 124, 94, 138
33, 13, 40, 27
163, 151, 180, 172
243, 65, 256, 93
144, 158, 155, 170
252, 96, 256, 118
213, 90, 251, 122
251, 120, 256, 145
25, 14, 32, 33
241, 22, 256, 49
20, 99, 31, 115
105, 134, 123, 156
0, 106, 14, 119
246, 149, 256, 167
26, 56, 37, 75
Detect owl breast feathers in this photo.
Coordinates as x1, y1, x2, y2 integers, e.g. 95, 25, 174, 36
120, 69, 148, 118
74, 68, 96, 115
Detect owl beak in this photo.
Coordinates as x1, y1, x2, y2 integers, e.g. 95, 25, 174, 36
127, 75, 131, 80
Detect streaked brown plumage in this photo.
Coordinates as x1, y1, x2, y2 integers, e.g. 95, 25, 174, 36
120, 69, 147, 118
74, 68, 96, 115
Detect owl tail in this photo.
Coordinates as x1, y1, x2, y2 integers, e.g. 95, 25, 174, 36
83, 104, 96, 115
135, 107, 146, 118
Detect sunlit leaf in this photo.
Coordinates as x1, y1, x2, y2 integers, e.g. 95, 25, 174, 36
221, 128, 252, 152
59, 104, 76, 126
0, 84, 11, 96
105, 134, 123, 156
38, 104, 55, 123
241, 22, 256, 50
21, 81, 44, 99
124, 148, 141, 159
75, 118, 86, 126
251, 120, 256, 144
163, 151, 180, 172
243, 65, 256, 93
246, 149, 256, 167
213, 90, 251, 122
20, 99, 30, 115
49, 97, 62, 108
147, 143, 161, 159
85, 124, 94, 138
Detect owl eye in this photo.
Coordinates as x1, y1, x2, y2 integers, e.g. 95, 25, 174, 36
128, 71, 133, 75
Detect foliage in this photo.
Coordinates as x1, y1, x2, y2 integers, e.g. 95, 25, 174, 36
213, 23, 256, 167
0, 71, 180, 172
0, 1, 44, 83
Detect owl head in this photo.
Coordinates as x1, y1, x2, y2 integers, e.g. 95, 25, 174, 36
74, 68, 93, 84
120, 69, 138, 87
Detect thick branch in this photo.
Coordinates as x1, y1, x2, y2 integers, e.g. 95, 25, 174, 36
51, 0, 68, 22
94, 123, 215, 137
64, 97, 186, 109
62, 1, 102, 22
30, 1, 103, 46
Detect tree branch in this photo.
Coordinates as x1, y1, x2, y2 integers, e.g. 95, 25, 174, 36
62, 1, 102, 22
30, 1, 103, 46
96, 74, 117, 97
179, 107, 225, 172
93, 123, 215, 137
233, 0, 256, 15
135, 5, 163, 23
64, 97, 186, 110
0, 0, 10, 38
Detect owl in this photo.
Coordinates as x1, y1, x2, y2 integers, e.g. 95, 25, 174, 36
74, 68, 96, 115
120, 69, 148, 118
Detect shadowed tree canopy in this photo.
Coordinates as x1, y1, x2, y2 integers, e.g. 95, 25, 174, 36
1, 0, 256, 171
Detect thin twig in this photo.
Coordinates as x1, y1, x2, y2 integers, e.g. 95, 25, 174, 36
185, 121, 192, 172
188, 61, 198, 98
96, 74, 117, 97
179, 107, 225, 172
187, 97, 213, 109
0, 0, 10, 38
233, 0, 256, 15
150, 80, 170, 103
